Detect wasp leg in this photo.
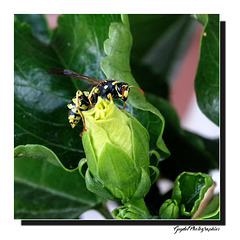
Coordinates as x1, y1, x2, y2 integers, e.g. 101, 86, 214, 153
121, 88, 126, 109
75, 90, 87, 136
75, 90, 82, 110
78, 110, 86, 136
107, 93, 113, 101
88, 86, 97, 108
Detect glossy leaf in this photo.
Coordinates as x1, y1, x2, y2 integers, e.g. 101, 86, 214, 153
15, 14, 51, 44
14, 144, 102, 219
15, 144, 75, 171
101, 15, 170, 160
171, 172, 213, 217
51, 14, 121, 81
194, 14, 219, 125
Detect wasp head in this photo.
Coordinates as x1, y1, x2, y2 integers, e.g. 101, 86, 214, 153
116, 82, 145, 102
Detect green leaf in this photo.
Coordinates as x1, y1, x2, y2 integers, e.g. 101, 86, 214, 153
194, 14, 219, 125
14, 18, 83, 170
129, 14, 186, 59
14, 144, 102, 219
129, 14, 195, 78
15, 14, 51, 44
196, 194, 220, 219
192, 14, 208, 25
51, 14, 121, 80
171, 172, 213, 217
14, 144, 76, 171
129, 14, 196, 99
101, 14, 170, 160
146, 93, 218, 179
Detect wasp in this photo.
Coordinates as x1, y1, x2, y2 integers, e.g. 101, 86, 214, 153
47, 68, 145, 135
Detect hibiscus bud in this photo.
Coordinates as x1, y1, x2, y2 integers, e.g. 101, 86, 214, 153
159, 199, 179, 219
80, 97, 152, 203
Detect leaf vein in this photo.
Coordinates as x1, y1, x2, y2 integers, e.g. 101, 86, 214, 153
14, 122, 83, 153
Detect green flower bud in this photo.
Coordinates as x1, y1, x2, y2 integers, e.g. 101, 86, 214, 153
112, 199, 151, 219
80, 97, 151, 203
159, 199, 179, 219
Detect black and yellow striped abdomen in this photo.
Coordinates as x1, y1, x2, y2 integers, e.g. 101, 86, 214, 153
67, 90, 90, 128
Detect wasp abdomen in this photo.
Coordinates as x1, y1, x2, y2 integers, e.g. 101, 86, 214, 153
67, 90, 90, 129
68, 109, 81, 128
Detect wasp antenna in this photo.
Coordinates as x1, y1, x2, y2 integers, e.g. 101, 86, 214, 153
129, 85, 145, 97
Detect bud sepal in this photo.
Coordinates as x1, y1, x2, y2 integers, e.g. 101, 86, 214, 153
112, 199, 152, 219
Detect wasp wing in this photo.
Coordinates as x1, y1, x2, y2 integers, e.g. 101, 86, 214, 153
47, 68, 101, 84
